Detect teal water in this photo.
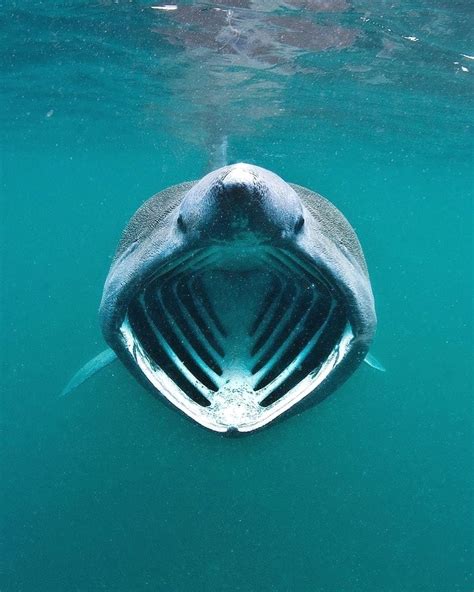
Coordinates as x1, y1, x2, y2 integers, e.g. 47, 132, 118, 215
1, 2, 473, 591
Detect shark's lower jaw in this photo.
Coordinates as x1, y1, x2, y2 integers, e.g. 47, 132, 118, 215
119, 246, 353, 434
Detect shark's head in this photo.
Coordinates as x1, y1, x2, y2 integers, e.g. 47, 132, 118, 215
100, 163, 376, 435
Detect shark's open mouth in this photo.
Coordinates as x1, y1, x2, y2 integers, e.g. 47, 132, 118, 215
119, 246, 354, 433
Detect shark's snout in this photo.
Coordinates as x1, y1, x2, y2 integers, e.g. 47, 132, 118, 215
178, 163, 303, 241
212, 165, 263, 237
221, 164, 256, 192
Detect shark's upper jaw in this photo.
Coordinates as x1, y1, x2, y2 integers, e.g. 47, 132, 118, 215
119, 245, 354, 434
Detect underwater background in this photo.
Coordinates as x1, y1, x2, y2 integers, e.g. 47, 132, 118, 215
1, 1, 473, 590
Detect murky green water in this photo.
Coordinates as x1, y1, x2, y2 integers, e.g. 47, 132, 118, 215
2, 2, 473, 591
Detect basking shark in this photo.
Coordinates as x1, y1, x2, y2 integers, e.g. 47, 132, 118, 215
63, 163, 383, 434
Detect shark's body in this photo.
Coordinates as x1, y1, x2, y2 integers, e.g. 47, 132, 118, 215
65, 164, 380, 434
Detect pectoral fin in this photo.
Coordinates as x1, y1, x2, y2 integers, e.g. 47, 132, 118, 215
60, 348, 117, 397
364, 352, 386, 372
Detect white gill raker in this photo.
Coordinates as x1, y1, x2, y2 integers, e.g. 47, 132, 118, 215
238, 325, 353, 433
158, 259, 225, 365
149, 247, 210, 281
248, 273, 284, 337
249, 258, 303, 358
140, 286, 220, 393
139, 295, 216, 401
172, 275, 225, 366
249, 266, 294, 349
249, 252, 314, 363
137, 286, 218, 398
252, 288, 331, 394
273, 249, 334, 294
176, 273, 227, 357
249, 269, 303, 367
256, 299, 338, 404
151, 284, 224, 387
120, 317, 224, 426
186, 273, 228, 339
250, 285, 321, 388
255, 293, 336, 397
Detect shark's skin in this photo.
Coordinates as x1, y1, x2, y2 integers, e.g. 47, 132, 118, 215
97, 163, 377, 435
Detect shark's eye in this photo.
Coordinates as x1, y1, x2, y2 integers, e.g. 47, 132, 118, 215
177, 214, 186, 232
294, 215, 304, 233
